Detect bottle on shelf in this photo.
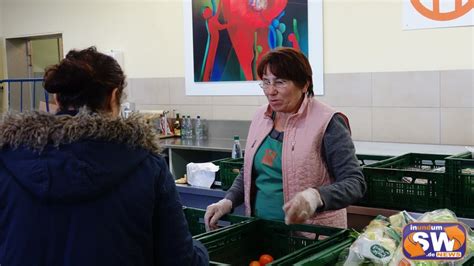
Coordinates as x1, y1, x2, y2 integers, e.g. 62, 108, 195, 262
173, 113, 181, 136
195, 115, 204, 140
122, 102, 131, 119
161, 111, 172, 136
185, 116, 193, 139
231, 135, 242, 159
181, 114, 188, 139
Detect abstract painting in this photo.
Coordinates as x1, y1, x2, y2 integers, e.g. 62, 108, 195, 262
192, 0, 308, 82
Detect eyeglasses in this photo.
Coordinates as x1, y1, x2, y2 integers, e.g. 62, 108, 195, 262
259, 79, 289, 91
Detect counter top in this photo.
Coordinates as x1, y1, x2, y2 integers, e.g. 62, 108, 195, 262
160, 137, 247, 152
161, 137, 467, 156
354, 141, 466, 156
176, 183, 226, 197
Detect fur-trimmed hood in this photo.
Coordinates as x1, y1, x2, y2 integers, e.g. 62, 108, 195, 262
0, 109, 160, 154
0, 110, 161, 201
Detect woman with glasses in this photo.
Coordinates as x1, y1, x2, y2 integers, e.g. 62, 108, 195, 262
0, 47, 208, 266
205, 47, 366, 229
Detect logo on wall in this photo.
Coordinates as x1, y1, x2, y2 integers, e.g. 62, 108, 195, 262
411, 0, 473, 21
403, 223, 467, 260
403, 0, 474, 29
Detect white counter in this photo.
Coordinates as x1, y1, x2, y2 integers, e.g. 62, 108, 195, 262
354, 141, 467, 156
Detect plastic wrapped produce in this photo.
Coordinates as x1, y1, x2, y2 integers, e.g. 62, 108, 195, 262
341, 209, 473, 266
343, 216, 400, 265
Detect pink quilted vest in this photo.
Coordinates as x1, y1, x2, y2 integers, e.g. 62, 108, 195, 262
243, 96, 348, 228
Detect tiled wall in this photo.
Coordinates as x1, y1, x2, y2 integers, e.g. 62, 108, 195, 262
127, 69, 474, 145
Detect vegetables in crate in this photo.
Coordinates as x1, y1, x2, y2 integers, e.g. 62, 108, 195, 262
342, 212, 414, 265
341, 208, 473, 265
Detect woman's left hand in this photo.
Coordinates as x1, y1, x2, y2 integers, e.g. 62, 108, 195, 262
283, 188, 323, 225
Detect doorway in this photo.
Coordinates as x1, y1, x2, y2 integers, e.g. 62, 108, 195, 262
4, 34, 62, 111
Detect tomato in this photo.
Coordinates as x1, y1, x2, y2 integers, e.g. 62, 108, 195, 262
259, 254, 274, 265
249, 261, 261, 266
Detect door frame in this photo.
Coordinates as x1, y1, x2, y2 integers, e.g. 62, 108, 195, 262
3, 33, 63, 111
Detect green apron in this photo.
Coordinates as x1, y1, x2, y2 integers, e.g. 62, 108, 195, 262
253, 134, 284, 221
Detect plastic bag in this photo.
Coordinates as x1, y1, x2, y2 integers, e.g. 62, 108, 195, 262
186, 162, 219, 188
343, 216, 399, 265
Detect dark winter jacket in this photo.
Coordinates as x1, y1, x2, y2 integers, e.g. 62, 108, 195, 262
0, 110, 208, 266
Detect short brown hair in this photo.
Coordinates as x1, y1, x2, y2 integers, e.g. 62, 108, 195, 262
257, 47, 314, 97
44, 46, 126, 112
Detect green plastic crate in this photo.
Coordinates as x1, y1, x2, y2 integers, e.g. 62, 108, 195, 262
272, 230, 355, 265
363, 153, 449, 212
292, 235, 354, 265
446, 152, 474, 218
464, 257, 474, 265
220, 158, 244, 190
182, 207, 251, 238
356, 154, 394, 206
356, 154, 393, 167
210, 158, 230, 187
195, 218, 343, 265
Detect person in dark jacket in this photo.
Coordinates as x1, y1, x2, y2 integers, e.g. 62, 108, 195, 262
0, 47, 208, 266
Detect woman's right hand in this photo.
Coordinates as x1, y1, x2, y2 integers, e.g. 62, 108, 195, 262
204, 199, 233, 231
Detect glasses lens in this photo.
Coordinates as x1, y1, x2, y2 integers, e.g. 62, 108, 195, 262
275, 80, 286, 88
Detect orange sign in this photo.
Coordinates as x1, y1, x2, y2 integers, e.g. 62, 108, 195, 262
411, 0, 474, 21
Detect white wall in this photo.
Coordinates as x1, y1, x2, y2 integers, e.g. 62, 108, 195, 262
2, 0, 184, 78
0, 0, 5, 111
323, 0, 473, 73
2, 0, 472, 78
2, 0, 473, 145
0, 0, 4, 79
0, 0, 3, 36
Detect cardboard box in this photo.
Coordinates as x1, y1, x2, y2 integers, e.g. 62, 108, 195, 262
38, 101, 58, 113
